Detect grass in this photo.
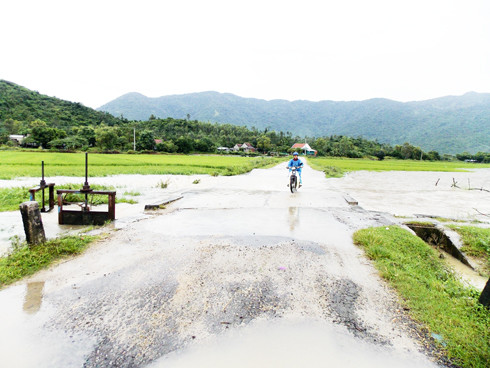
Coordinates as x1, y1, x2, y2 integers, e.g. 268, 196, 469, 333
0, 234, 97, 288
353, 226, 489, 368
0, 151, 283, 179
308, 157, 490, 178
448, 225, 490, 276
0, 183, 139, 212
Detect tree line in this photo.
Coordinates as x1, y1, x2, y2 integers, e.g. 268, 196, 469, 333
3, 115, 487, 162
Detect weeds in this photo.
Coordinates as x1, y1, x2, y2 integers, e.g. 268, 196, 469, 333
448, 225, 490, 275
123, 190, 141, 196
0, 235, 97, 287
156, 179, 170, 189
354, 226, 490, 368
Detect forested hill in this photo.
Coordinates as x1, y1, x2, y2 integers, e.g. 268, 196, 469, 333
0, 80, 122, 127
98, 91, 490, 154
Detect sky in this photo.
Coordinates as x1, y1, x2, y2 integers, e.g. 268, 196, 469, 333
1, 0, 489, 109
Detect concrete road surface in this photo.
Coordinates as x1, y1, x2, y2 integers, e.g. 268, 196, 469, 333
0, 162, 444, 367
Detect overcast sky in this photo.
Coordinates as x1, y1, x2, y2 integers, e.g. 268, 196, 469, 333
1, 0, 489, 108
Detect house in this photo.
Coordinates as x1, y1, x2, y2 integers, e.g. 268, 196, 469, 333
9, 135, 26, 145
154, 139, 163, 145
291, 142, 317, 156
217, 146, 230, 152
233, 142, 256, 152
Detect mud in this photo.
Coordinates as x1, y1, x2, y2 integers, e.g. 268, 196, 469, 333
2, 162, 488, 367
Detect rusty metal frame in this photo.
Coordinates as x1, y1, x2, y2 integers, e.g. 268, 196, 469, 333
57, 189, 116, 225
29, 184, 55, 212
28, 161, 55, 212
56, 153, 117, 225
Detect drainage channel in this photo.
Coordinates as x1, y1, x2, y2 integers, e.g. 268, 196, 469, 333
405, 223, 472, 268
405, 223, 490, 292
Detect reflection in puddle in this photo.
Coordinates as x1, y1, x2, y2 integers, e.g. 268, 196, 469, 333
288, 207, 299, 231
23, 282, 45, 314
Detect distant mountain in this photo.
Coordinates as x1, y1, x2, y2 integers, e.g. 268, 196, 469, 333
98, 91, 490, 154
0, 80, 122, 127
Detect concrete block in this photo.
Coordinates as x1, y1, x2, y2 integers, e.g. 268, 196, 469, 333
19, 201, 46, 245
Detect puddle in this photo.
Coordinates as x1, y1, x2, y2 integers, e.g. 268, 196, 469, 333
23, 281, 45, 314
438, 250, 488, 290
147, 318, 437, 368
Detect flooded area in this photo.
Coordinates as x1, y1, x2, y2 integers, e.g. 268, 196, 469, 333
0, 163, 489, 367
150, 318, 435, 368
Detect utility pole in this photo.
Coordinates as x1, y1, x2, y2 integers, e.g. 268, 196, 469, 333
133, 128, 136, 151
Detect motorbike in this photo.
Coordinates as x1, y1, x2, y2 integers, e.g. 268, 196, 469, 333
287, 166, 299, 193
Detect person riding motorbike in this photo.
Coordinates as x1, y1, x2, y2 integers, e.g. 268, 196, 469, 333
287, 152, 304, 187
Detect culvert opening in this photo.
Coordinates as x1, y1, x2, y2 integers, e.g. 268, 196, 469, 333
405, 223, 472, 268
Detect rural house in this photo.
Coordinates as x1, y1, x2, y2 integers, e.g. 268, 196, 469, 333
233, 142, 256, 152
9, 134, 26, 145
291, 142, 317, 156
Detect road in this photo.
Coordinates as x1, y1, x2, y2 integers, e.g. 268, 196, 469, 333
0, 162, 441, 367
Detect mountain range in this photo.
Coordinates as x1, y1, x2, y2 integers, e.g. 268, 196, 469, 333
98, 91, 490, 154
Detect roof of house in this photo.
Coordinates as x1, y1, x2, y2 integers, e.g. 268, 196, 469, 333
292, 143, 315, 150
291, 143, 306, 148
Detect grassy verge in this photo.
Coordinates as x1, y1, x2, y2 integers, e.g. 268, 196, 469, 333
0, 235, 97, 288
353, 226, 489, 368
0, 184, 139, 212
0, 151, 284, 179
448, 225, 490, 276
308, 157, 490, 178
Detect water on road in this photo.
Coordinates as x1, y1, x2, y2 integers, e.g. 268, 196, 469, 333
3, 162, 486, 367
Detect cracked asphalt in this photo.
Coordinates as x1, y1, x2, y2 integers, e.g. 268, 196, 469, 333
0, 162, 443, 367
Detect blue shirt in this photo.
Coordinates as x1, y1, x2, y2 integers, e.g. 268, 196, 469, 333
288, 158, 303, 170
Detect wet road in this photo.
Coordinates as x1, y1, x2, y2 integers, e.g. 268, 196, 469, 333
0, 162, 440, 367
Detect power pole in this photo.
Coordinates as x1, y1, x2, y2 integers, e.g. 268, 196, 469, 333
133, 128, 136, 151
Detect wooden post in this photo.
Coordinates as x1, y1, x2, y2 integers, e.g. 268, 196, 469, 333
19, 201, 46, 245
108, 192, 116, 220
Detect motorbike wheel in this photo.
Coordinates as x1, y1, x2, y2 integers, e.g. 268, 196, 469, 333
290, 175, 296, 193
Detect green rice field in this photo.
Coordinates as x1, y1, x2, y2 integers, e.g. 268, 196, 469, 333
0, 151, 283, 179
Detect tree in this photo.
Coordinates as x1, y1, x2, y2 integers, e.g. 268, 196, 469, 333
137, 130, 155, 151
156, 140, 178, 153
49, 136, 88, 150
76, 126, 96, 147
3, 118, 22, 135
175, 136, 194, 153
30, 123, 66, 148
194, 137, 214, 152
257, 135, 271, 153
374, 150, 386, 161
426, 150, 441, 161
96, 127, 119, 150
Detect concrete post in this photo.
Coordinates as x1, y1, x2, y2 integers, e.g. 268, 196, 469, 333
19, 201, 46, 245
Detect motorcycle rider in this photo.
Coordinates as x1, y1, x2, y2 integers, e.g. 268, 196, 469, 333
287, 151, 304, 187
